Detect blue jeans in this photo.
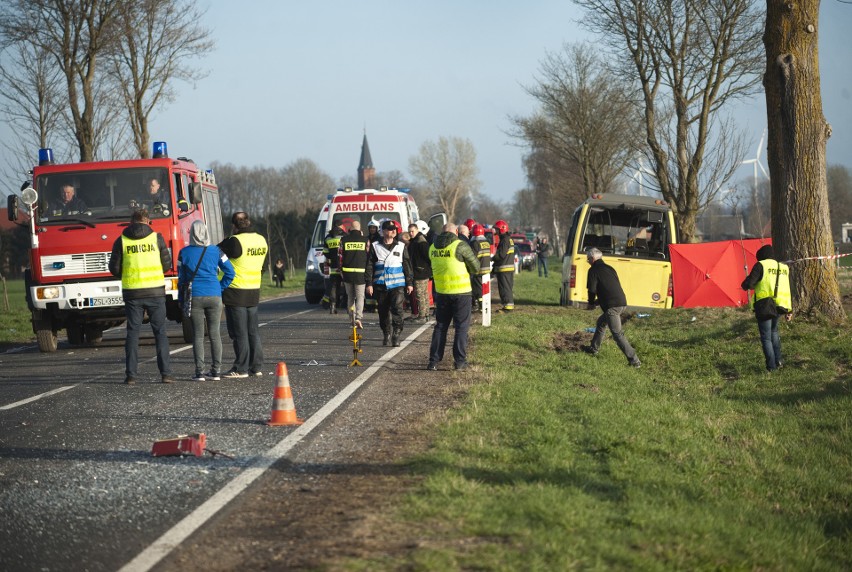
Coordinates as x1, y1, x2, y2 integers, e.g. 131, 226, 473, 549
429, 294, 472, 366
590, 306, 639, 364
190, 296, 223, 375
124, 296, 171, 378
225, 305, 263, 374
538, 255, 548, 277
757, 317, 781, 371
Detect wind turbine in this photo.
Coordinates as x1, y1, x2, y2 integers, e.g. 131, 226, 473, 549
630, 157, 656, 197
741, 128, 769, 193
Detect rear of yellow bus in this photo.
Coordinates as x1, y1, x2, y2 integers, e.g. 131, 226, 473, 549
560, 194, 677, 309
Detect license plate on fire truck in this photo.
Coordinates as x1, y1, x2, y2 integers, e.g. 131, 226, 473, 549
90, 296, 123, 307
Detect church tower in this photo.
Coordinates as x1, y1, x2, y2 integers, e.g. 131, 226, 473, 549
357, 132, 375, 190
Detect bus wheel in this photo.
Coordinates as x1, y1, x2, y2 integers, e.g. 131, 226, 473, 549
85, 324, 104, 345
34, 314, 58, 353
67, 323, 85, 346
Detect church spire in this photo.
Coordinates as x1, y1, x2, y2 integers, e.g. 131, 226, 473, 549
357, 131, 375, 189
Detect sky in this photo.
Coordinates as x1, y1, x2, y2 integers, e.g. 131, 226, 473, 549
2, 0, 851, 204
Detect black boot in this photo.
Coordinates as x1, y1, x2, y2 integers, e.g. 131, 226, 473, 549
392, 329, 401, 347
383, 331, 390, 346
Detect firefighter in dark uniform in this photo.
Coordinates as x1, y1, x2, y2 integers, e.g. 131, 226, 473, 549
427, 223, 479, 371
322, 224, 345, 313
470, 224, 491, 311
338, 220, 370, 329
219, 211, 269, 378
491, 219, 515, 312
108, 208, 173, 384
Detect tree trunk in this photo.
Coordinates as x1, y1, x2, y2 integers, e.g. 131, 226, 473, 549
764, 0, 844, 321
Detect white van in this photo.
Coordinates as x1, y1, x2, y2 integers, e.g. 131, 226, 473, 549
304, 187, 446, 304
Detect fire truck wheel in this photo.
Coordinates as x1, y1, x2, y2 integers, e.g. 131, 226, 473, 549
34, 316, 58, 353
67, 324, 85, 346
85, 325, 104, 345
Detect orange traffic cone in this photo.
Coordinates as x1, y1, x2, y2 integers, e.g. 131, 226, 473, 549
267, 362, 304, 426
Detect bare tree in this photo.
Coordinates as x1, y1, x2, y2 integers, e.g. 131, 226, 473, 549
278, 158, 336, 216
108, 0, 214, 158
511, 42, 642, 198
408, 136, 481, 222
0, 0, 125, 162
0, 40, 69, 183
574, 0, 764, 242
827, 165, 852, 243
764, 0, 844, 321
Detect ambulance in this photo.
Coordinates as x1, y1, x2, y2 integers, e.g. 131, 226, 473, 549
7, 142, 222, 352
304, 186, 445, 304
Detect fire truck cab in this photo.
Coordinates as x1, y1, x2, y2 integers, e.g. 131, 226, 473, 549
8, 142, 223, 352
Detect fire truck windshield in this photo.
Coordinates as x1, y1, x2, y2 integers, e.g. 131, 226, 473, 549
36, 167, 171, 223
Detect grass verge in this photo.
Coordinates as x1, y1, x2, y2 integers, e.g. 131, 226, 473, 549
347, 267, 852, 571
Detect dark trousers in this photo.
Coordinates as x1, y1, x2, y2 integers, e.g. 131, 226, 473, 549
590, 306, 638, 364
757, 317, 782, 371
429, 293, 472, 366
376, 286, 406, 333
325, 273, 342, 306
124, 296, 171, 378
471, 274, 483, 303
538, 255, 549, 277
496, 271, 514, 308
225, 304, 263, 374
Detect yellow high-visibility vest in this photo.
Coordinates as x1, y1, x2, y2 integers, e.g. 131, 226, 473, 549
430, 240, 471, 294
754, 259, 792, 310
229, 233, 268, 289
121, 233, 164, 290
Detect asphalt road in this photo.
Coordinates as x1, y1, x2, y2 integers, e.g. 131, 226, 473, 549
0, 293, 426, 572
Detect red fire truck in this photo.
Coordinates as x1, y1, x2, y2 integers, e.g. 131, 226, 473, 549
7, 142, 223, 352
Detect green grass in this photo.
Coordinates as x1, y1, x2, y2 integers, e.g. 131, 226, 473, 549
347, 265, 852, 571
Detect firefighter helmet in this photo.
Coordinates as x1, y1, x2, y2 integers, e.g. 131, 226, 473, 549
471, 224, 485, 237
368, 218, 380, 229
415, 220, 429, 235
464, 218, 476, 229
494, 220, 509, 234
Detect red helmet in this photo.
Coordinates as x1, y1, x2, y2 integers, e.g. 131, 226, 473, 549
494, 220, 509, 234
464, 218, 476, 229
471, 224, 485, 237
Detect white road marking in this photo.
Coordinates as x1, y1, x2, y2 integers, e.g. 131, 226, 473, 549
118, 321, 432, 572
0, 385, 77, 410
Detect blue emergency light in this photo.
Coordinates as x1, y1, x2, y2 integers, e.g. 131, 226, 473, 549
152, 141, 168, 158
38, 148, 55, 166
399, 188, 411, 194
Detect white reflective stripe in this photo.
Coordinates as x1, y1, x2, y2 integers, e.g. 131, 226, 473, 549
272, 397, 295, 410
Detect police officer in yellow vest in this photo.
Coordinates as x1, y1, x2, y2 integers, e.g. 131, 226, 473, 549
427, 223, 480, 371
219, 212, 269, 378
109, 208, 173, 384
741, 244, 793, 372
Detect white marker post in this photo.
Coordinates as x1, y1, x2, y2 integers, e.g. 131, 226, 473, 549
481, 273, 492, 327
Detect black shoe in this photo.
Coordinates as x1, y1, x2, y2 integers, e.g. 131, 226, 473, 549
161, 375, 175, 384
383, 333, 390, 346
580, 345, 598, 356
392, 332, 401, 346
629, 360, 641, 368
124, 376, 136, 385
426, 362, 438, 371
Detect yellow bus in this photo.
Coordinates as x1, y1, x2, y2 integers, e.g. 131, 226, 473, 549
560, 194, 677, 309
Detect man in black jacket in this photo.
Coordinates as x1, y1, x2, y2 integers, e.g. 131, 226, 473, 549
108, 209, 173, 384
407, 221, 432, 323
581, 247, 641, 368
